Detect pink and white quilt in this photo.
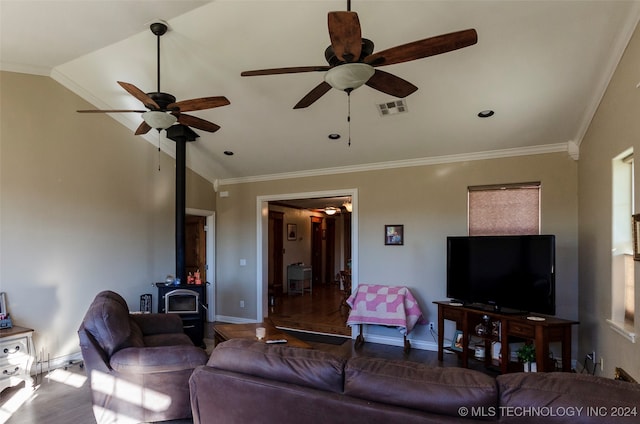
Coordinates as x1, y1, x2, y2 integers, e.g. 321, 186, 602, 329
346, 284, 426, 335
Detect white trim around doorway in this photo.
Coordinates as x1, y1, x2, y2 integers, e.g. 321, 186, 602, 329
256, 189, 358, 337
186, 208, 216, 322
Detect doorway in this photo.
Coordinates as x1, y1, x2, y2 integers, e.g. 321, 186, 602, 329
268, 211, 284, 297
257, 190, 357, 336
185, 215, 206, 281
186, 209, 215, 321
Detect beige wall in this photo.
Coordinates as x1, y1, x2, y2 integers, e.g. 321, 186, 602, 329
0, 71, 214, 363
217, 152, 578, 350
578, 22, 640, 380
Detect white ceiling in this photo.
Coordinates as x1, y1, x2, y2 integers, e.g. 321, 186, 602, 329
2, 1, 639, 184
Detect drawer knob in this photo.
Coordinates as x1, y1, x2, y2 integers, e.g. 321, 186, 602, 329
3, 367, 19, 376
3, 346, 20, 354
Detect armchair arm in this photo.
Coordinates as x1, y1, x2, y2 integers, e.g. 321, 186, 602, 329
131, 313, 184, 335
110, 345, 208, 374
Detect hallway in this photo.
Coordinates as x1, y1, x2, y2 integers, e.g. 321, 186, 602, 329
268, 283, 352, 336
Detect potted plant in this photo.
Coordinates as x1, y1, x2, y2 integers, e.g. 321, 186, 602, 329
516, 343, 536, 372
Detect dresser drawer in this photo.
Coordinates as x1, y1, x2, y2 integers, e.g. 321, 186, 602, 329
507, 321, 535, 338
0, 336, 29, 361
0, 361, 27, 378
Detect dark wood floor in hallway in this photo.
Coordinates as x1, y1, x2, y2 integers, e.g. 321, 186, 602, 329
267, 283, 352, 336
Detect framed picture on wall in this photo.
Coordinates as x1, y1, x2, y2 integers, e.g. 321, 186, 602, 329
385, 225, 404, 245
287, 223, 297, 241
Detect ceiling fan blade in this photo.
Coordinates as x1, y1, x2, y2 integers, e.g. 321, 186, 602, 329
77, 109, 146, 113
135, 121, 152, 135
328, 11, 362, 63
117, 81, 160, 110
177, 114, 221, 133
364, 29, 478, 67
365, 69, 418, 98
167, 96, 230, 113
293, 81, 332, 109
241, 66, 330, 77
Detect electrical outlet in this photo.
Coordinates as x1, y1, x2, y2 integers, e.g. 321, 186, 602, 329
428, 322, 435, 331
240, 300, 245, 308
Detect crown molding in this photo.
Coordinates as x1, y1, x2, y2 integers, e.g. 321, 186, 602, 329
573, 3, 640, 147
0, 62, 51, 76
218, 142, 569, 186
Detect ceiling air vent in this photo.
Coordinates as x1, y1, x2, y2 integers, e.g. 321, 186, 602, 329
377, 99, 408, 116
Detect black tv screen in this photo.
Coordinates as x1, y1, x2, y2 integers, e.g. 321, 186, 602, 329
446, 235, 556, 315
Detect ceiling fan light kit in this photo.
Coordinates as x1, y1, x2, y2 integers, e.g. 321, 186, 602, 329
324, 63, 375, 91
142, 111, 177, 129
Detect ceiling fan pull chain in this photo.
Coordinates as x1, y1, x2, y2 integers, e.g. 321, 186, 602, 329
157, 130, 162, 171
348, 91, 351, 146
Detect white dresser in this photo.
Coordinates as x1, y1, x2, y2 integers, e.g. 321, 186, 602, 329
0, 326, 34, 392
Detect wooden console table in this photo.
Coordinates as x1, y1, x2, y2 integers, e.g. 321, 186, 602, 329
434, 301, 578, 373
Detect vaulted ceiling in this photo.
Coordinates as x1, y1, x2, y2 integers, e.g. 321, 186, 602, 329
2, 1, 639, 184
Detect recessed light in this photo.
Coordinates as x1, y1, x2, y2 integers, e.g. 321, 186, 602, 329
328, 134, 341, 140
223, 151, 234, 156
478, 110, 495, 118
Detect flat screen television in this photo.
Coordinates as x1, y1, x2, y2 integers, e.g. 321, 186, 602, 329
446, 235, 556, 315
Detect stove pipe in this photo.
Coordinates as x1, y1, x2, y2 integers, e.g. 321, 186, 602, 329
166, 125, 199, 284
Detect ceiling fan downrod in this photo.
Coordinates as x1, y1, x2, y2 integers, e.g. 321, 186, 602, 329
150, 21, 168, 95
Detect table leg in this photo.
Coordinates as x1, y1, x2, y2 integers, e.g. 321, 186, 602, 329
355, 324, 365, 348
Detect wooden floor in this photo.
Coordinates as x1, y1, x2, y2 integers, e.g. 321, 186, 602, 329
1, 285, 474, 424
267, 282, 352, 336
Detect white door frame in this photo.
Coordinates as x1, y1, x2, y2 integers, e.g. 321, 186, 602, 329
186, 208, 216, 322
256, 189, 358, 332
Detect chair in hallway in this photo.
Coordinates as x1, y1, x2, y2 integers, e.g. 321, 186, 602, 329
337, 271, 352, 314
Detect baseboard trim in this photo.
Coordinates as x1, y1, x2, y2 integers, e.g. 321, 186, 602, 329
214, 315, 259, 324
359, 332, 438, 352
30, 351, 84, 377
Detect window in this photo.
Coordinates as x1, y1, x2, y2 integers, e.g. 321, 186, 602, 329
468, 182, 541, 236
610, 150, 635, 341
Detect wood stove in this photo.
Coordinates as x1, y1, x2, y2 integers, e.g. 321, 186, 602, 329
157, 285, 206, 347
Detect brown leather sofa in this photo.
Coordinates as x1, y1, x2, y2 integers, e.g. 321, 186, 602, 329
78, 290, 208, 424
190, 339, 640, 424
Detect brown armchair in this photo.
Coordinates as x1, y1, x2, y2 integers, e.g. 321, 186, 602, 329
78, 290, 208, 424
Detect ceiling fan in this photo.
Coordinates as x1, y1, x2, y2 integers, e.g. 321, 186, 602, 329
78, 21, 230, 135
241, 1, 477, 109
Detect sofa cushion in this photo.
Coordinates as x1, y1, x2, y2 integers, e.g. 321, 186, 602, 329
344, 357, 497, 420
208, 339, 346, 393
497, 372, 640, 423
82, 290, 141, 356
111, 345, 208, 374
144, 333, 193, 347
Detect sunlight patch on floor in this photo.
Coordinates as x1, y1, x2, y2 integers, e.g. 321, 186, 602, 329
91, 370, 172, 412
0, 385, 36, 424
47, 368, 87, 388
